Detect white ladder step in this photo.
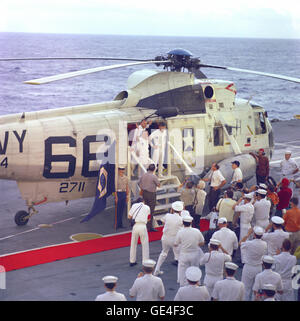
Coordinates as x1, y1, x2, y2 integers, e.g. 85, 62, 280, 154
154, 203, 172, 212
156, 192, 181, 200
157, 183, 180, 192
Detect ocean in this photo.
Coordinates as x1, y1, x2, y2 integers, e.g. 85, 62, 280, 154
0, 32, 299, 120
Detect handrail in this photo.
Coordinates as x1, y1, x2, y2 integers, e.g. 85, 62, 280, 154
129, 148, 147, 174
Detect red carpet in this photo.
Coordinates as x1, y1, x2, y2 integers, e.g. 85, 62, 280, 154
0, 227, 163, 272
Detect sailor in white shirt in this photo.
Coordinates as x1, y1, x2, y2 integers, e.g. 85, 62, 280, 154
240, 226, 268, 301
262, 216, 290, 256
95, 276, 127, 301
280, 150, 299, 193
211, 217, 238, 256
252, 189, 271, 229
233, 193, 254, 240
128, 199, 150, 265
212, 262, 245, 301
154, 201, 183, 276
252, 255, 283, 301
231, 161, 243, 184
273, 239, 297, 301
174, 216, 205, 286
129, 259, 165, 301
261, 284, 277, 301
174, 266, 210, 301
200, 239, 232, 296
149, 122, 167, 177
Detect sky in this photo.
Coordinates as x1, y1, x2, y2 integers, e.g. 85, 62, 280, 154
1, 0, 300, 39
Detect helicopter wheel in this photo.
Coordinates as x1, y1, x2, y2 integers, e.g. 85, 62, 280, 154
15, 210, 30, 226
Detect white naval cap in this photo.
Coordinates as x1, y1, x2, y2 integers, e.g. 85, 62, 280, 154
244, 193, 253, 199
262, 255, 275, 264
209, 238, 221, 246
102, 275, 118, 283
142, 259, 156, 268
262, 284, 276, 291
225, 262, 239, 271
259, 183, 268, 190
182, 215, 193, 223
218, 217, 227, 224
271, 216, 284, 225
172, 201, 184, 212
285, 150, 292, 154
253, 226, 264, 236
257, 189, 267, 195
180, 210, 190, 218
185, 266, 202, 282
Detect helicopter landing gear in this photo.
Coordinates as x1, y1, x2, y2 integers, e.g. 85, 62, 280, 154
14, 205, 39, 226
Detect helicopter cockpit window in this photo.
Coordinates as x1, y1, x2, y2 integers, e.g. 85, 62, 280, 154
254, 112, 267, 135
213, 126, 224, 146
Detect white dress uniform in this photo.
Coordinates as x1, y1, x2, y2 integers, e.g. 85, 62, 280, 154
231, 167, 243, 183
211, 227, 239, 256
174, 226, 205, 286
262, 229, 290, 256
253, 198, 271, 229
95, 291, 127, 301
149, 128, 167, 176
200, 250, 232, 296
129, 273, 165, 301
128, 202, 150, 264
212, 277, 245, 301
234, 202, 254, 240
280, 157, 299, 182
253, 269, 283, 297
154, 212, 183, 275
174, 284, 210, 301
241, 238, 268, 301
273, 251, 297, 301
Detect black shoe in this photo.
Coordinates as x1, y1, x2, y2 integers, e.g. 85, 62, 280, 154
172, 260, 178, 266
130, 262, 137, 267
149, 228, 158, 232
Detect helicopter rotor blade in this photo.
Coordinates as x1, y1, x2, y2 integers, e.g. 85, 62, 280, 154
0, 57, 149, 62
199, 63, 300, 83
24, 60, 169, 85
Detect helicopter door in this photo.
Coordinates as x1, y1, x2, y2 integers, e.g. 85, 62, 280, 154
254, 112, 267, 135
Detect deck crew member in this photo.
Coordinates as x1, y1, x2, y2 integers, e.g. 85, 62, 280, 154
215, 190, 237, 230
273, 239, 297, 301
211, 217, 239, 257
254, 148, 270, 185
138, 164, 160, 232
149, 122, 167, 177
129, 259, 165, 301
252, 189, 271, 230
261, 284, 277, 301
95, 276, 127, 301
231, 160, 243, 185
174, 266, 210, 301
154, 201, 183, 276
262, 216, 290, 256
252, 255, 283, 301
200, 239, 232, 296
280, 150, 299, 194
114, 166, 129, 229
179, 180, 197, 226
128, 198, 150, 266
240, 226, 268, 301
212, 262, 245, 301
174, 215, 205, 286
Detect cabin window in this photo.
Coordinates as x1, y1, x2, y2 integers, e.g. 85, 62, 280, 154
213, 127, 224, 146
254, 112, 267, 135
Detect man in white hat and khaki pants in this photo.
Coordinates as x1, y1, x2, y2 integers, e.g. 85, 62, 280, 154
174, 266, 210, 301
280, 150, 299, 194
154, 201, 183, 276
129, 259, 165, 301
239, 226, 268, 301
95, 276, 127, 301
200, 238, 232, 296
252, 189, 271, 229
212, 262, 245, 301
174, 215, 205, 287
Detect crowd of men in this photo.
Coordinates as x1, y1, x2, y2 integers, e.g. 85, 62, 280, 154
97, 144, 300, 301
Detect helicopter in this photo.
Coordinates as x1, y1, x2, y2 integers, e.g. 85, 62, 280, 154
0, 48, 299, 226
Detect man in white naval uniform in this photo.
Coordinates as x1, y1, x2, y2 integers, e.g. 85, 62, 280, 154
95, 276, 127, 301
212, 262, 245, 301
262, 216, 290, 256
211, 217, 238, 256
261, 284, 277, 301
174, 266, 210, 301
273, 239, 297, 301
280, 150, 299, 194
200, 239, 232, 296
252, 255, 283, 301
252, 189, 271, 229
149, 122, 167, 177
174, 216, 205, 287
129, 259, 165, 301
233, 193, 254, 240
240, 226, 268, 301
154, 201, 183, 276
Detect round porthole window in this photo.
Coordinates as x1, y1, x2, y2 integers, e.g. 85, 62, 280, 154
204, 86, 214, 99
